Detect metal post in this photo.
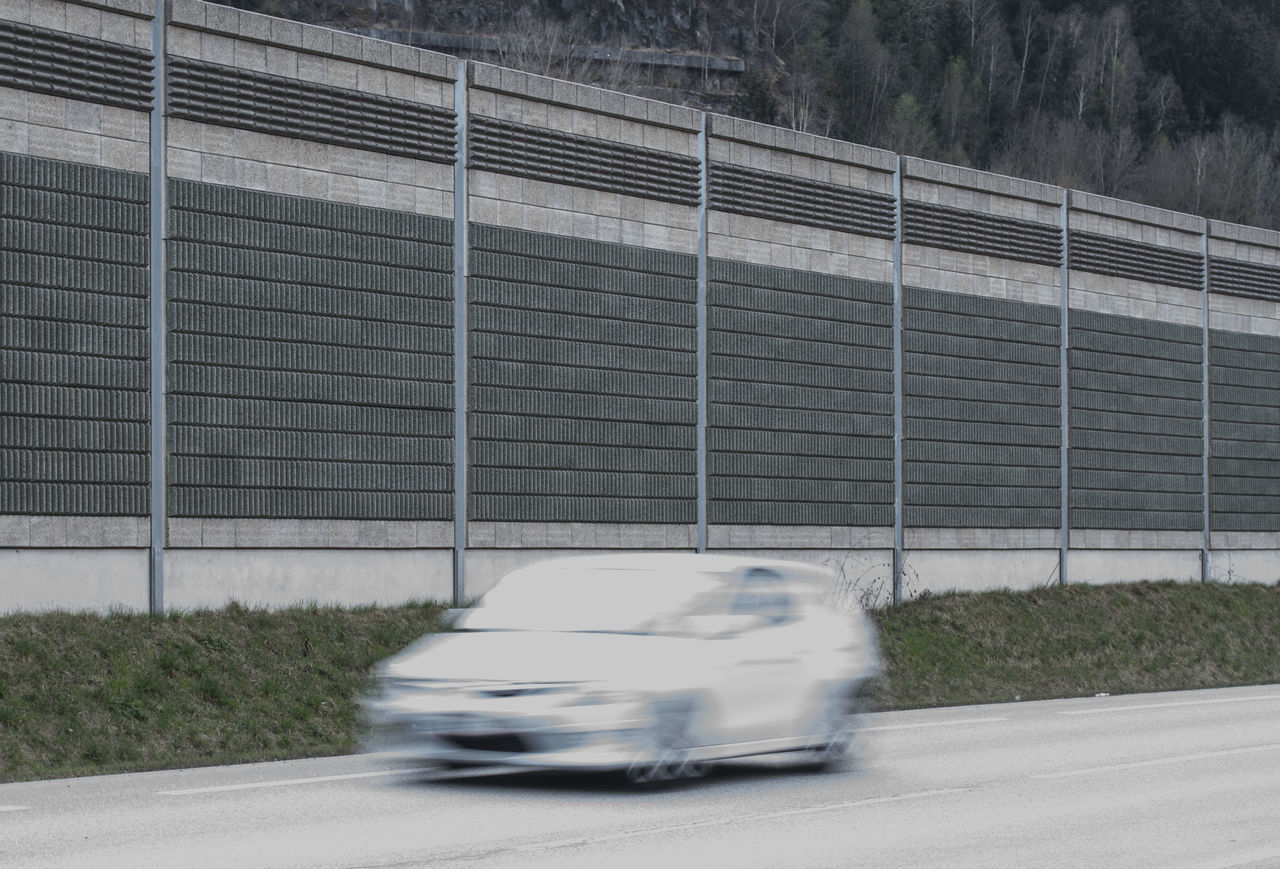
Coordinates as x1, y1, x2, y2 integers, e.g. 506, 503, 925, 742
1059, 190, 1070, 586
451, 62, 469, 605
891, 157, 904, 605
1201, 227, 1211, 583
148, 0, 167, 614
695, 114, 708, 553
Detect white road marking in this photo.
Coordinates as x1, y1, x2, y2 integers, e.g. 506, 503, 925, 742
157, 768, 416, 796
864, 716, 1007, 731
0, 805, 29, 812
1057, 694, 1280, 716
517, 788, 971, 853
1031, 743, 1280, 779
1186, 846, 1280, 869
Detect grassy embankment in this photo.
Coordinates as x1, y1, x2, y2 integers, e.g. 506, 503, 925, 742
2, 581, 1278, 784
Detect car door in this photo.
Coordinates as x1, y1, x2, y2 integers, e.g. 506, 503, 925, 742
713, 568, 811, 744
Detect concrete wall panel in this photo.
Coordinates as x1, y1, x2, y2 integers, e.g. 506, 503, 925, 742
1067, 549, 1202, 585
163, 548, 453, 610
902, 549, 1060, 596
0, 548, 148, 613
1207, 550, 1280, 585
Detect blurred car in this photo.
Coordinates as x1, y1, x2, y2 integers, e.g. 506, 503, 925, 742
361, 553, 881, 783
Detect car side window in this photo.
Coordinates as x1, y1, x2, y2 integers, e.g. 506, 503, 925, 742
730, 568, 793, 626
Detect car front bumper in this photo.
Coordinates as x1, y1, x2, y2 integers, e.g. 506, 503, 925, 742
361, 696, 652, 771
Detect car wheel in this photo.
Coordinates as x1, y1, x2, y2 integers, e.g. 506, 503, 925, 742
624, 696, 707, 786
802, 681, 874, 772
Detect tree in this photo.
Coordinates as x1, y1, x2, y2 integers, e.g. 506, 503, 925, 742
883, 92, 940, 156
1138, 72, 1185, 143
1009, 0, 1043, 114
779, 35, 837, 134
736, 66, 781, 124
1095, 6, 1142, 130
937, 56, 982, 162
830, 0, 899, 146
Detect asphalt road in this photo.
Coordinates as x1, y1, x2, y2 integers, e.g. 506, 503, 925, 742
4, 684, 1279, 868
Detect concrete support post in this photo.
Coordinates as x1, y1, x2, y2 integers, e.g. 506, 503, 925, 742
892, 157, 904, 605
695, 114, 709, 552
451, 63, 469, 604
1059, 190, 1070, 586
148, 0, 167, 614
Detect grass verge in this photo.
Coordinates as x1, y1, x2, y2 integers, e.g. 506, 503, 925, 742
2, 581, 1278, 783
870, 580, 1280, 709
0, 601, 449, 783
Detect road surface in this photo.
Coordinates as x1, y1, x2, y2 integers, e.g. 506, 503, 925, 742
4, 683, 1279, 868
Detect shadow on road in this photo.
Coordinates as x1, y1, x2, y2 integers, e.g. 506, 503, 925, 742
382, 755, 847, 796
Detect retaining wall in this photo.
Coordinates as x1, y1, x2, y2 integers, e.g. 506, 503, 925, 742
1, 0, 1276, 612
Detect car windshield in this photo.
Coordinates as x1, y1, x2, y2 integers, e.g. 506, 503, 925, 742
460, 566, 723, 634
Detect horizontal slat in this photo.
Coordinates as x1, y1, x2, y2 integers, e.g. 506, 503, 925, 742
167, 56, 455, 163
904, 201, 1061, 266
0, 20, 151, 111
172, 426, 450, 464
710, 502, 891, 526
470, 116, 699, 205
471, 494, 692, 523
1209, 256, 1280, 302
905, 506, 1061, 528
1070, 230, 1204, 290
1069, 508, 1202, 530
170, 395, 451, 434
168, 487, 452, 519
472, 441, 693, 473
0, 482, 146, 515
905, 484, 1060, 508
709, 162, 895, 238
472, 414, 693, 448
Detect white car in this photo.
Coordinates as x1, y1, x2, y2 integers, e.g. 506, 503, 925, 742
361, 553, 882, 783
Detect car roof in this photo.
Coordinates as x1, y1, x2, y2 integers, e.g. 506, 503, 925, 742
506, 553, 834, 585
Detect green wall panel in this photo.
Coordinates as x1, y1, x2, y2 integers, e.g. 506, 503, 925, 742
902, 286, 1061, 528
0, 153, 149, 515
707, 259, 893, 526
8, 152, 1278, 542
468, 225, 697, 523
1209, 329, 1280, 532
166, 180, 453, 520
1069, 310, 1203, 530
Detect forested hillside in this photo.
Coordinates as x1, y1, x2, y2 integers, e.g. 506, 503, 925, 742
221, 0, 1280, 229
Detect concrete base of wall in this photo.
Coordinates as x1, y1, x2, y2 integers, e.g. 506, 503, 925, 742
163, 548, 454, 611
0, 548, 150, 614
1067, 549, 1202, 585
903, 548, 1060, 597
3, 543, 1271, 615
1208, 550, 1280, 585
